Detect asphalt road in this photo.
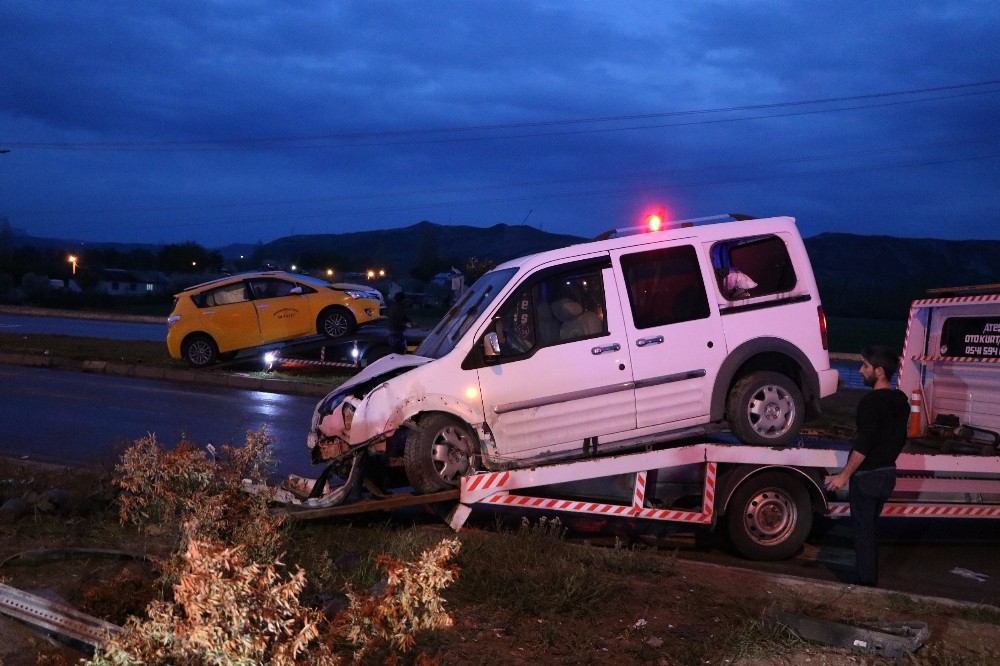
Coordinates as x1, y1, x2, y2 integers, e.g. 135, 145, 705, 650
0, 311, 166, 341
0, 364, 321, 481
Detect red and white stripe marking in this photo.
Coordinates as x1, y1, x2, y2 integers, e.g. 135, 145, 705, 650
275, 357, 359, 369
828, 503, 1000, 518
463, 463, 718, 525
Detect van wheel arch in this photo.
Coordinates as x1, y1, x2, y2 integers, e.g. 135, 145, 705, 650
710, 339, 819, 422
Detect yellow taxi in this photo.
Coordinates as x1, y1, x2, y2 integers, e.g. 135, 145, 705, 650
166, 271, 382, 367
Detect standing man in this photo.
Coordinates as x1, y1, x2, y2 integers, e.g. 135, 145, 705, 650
386, 291, 412, 355
826, 346, 910, 587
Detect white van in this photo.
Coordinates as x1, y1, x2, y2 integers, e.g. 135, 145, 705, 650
307, 214, 839, 493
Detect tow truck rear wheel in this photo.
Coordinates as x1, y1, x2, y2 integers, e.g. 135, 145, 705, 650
404, 414, 477, 493
726, 470, 812, 561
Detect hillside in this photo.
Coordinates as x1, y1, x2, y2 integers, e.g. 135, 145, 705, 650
805, 233, 1000, 319
219, 221, 585, 277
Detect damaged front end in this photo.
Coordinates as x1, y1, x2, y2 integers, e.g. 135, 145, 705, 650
269, 356, 432, 508
308, 356, 429, 462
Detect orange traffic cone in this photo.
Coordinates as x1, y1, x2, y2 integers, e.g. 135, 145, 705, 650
908, 389, 925, 438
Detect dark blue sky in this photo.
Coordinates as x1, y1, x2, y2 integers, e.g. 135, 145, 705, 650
2, 1, 998, 248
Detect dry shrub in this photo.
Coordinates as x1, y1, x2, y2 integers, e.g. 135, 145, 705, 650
340, 537, 461, 659
95, 429, 461, 665
114, 428, 285, 569
86, 538, 339, 666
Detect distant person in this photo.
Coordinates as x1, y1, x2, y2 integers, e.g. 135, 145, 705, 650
387, 291, 412, 354
826, 345, 910, 587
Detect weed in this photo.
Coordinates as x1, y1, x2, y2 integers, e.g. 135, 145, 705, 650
718, 611, 807, 662
456, 516, 623, 618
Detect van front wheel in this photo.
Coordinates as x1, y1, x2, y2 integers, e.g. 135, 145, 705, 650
404, 415, 476, 493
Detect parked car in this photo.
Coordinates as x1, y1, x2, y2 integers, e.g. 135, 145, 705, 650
166, 271, 382, 367
307, 214, 839, 494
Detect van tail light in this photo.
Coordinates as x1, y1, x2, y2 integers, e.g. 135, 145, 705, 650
817, 306, 829, 351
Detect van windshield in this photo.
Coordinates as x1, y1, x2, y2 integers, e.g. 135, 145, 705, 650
416, 267, 518, 359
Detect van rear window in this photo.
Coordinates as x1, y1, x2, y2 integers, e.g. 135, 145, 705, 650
711, 234, 796, 300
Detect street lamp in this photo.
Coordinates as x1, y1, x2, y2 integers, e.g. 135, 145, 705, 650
68, 255, 78, 275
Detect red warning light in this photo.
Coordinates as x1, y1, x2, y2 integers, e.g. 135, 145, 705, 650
645, 212, 664, 232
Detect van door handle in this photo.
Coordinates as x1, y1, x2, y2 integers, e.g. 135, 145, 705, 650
591, 343, 621, 355
257, 304, 269, 310
635, 336, 664, 347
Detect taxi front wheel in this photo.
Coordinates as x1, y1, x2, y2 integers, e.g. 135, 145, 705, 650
318, 307, 356, 338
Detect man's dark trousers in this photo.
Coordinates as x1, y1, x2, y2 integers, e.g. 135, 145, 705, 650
849, 467, 896, 586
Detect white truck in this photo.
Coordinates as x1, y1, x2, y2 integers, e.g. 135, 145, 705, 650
278, 284, 1000, 562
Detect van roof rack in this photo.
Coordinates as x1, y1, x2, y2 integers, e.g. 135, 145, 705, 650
591, 213, 757, 241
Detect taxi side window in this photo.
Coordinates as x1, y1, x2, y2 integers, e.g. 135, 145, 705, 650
622, 245, 710, 329
248, 278, 313, 300
198, 282, 249, 307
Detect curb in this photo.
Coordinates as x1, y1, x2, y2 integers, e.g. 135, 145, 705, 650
0, 352, 332, 398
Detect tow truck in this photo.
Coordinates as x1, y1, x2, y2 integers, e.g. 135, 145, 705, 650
264, 285, 1000, 561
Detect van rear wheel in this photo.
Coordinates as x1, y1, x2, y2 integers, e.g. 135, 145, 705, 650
726, 371, 804, 446
404, 414, 476, 493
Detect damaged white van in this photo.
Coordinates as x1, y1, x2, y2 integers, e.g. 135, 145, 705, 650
306, 214, 839, 494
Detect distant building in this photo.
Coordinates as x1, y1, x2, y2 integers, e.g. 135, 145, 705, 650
96, 269, 169, 296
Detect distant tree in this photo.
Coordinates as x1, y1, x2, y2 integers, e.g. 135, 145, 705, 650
463, 256, 495, 284
0, 219, 13, 268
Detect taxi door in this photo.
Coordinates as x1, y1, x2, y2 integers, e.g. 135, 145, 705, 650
247, 277, 315, 343
196, 280, 261, 353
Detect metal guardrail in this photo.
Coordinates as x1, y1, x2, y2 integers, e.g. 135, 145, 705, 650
0, 583, 121, 649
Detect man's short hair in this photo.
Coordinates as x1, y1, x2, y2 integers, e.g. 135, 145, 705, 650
861, 345, 901, 380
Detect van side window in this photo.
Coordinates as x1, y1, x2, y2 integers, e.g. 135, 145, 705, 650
621, 245, 710, 328
493, 267, 608, 356
198, 282, 249, 307
710, 234, 796, 300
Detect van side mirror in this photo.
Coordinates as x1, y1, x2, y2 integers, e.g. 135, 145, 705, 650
290, 286, 303, 295
484, 332, 501, 357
